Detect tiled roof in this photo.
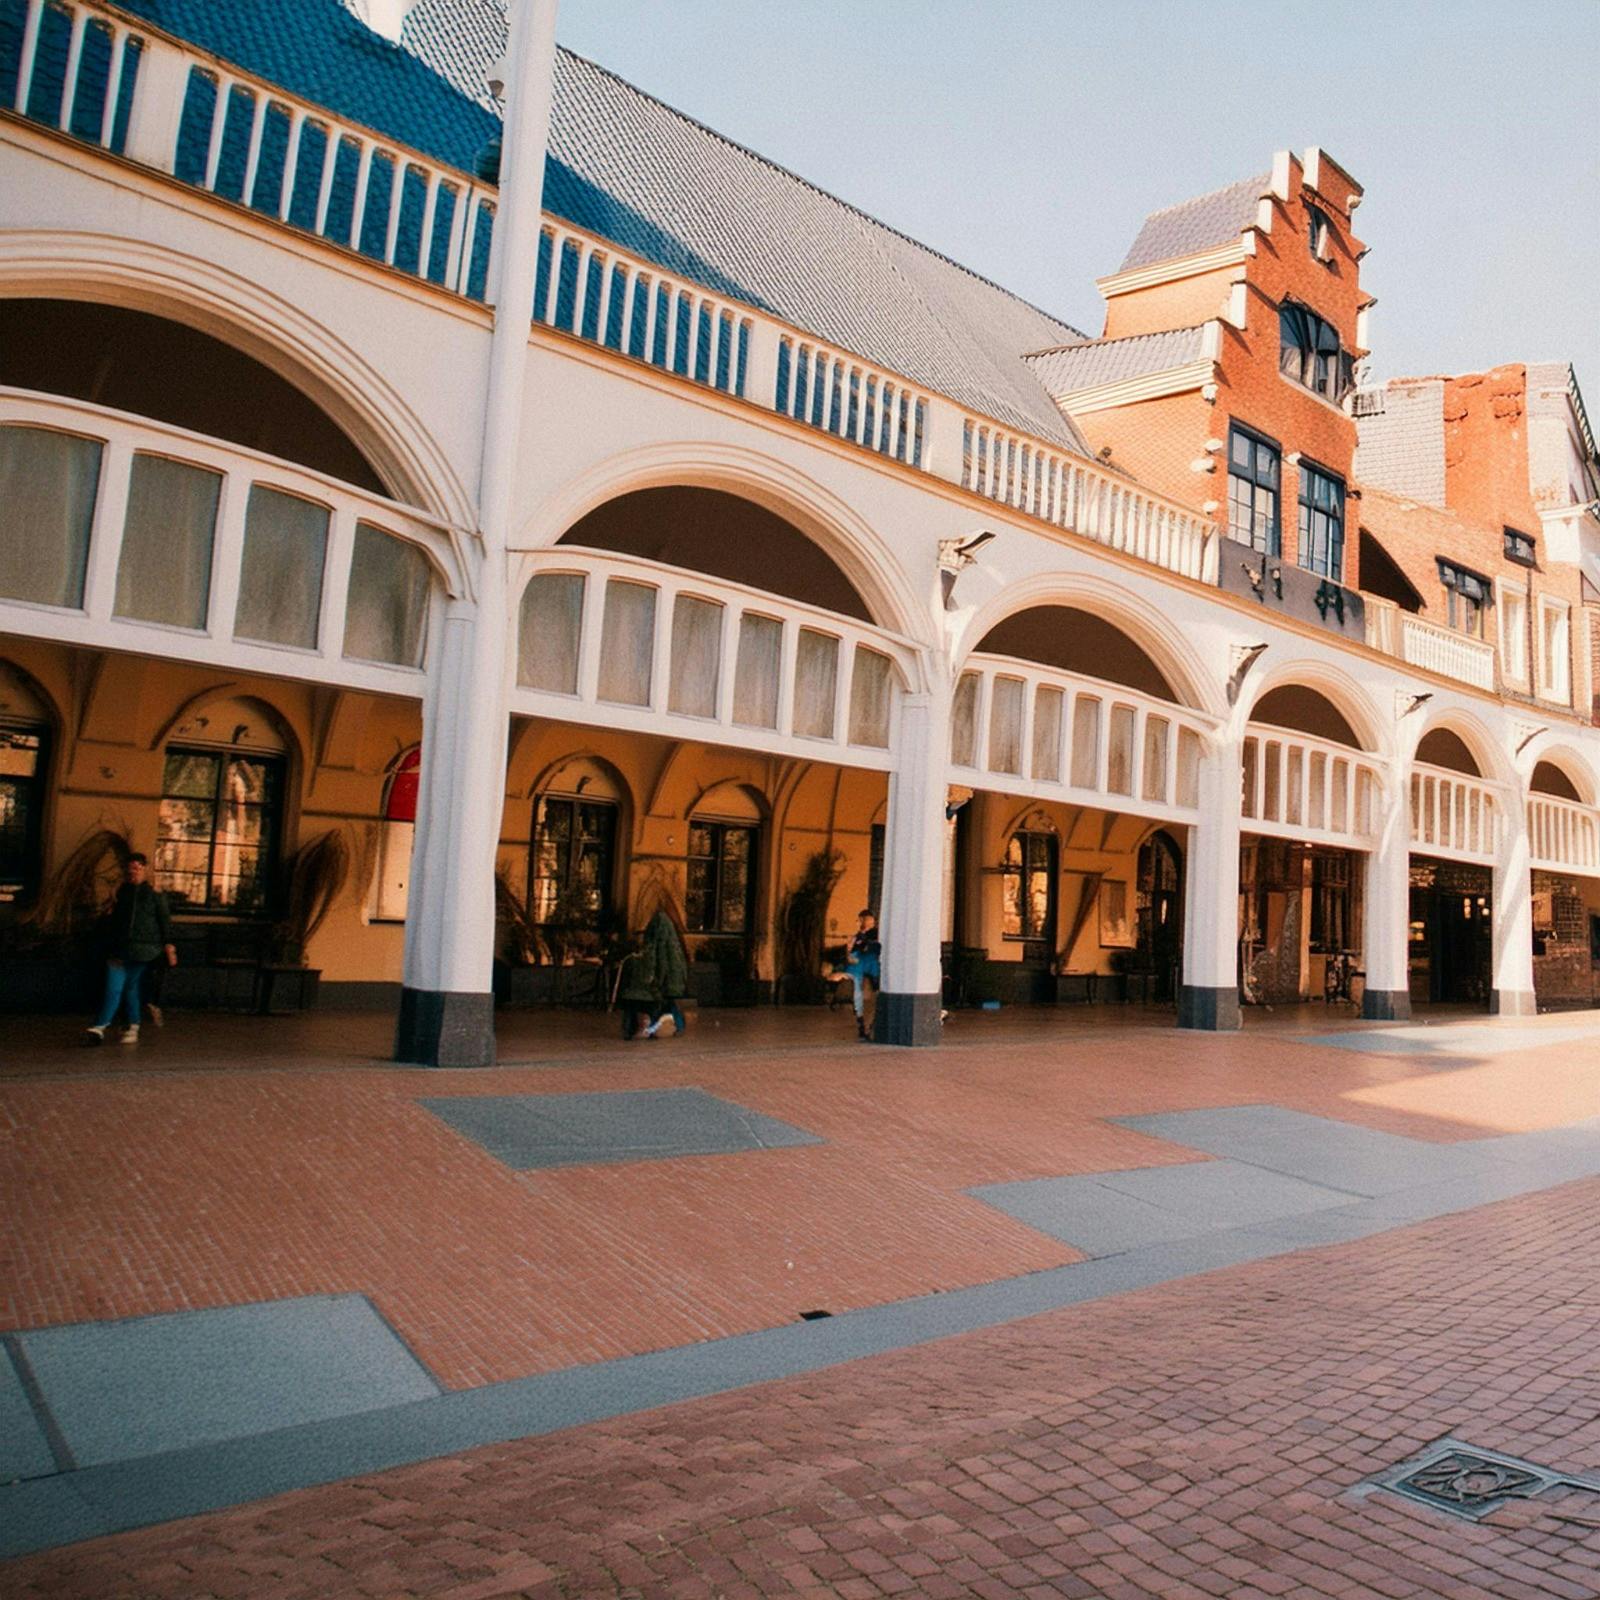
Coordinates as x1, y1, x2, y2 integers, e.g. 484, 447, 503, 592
117, 1, 1093, 452
1024, 326, 1208, 397
1118, 174, 1268, 273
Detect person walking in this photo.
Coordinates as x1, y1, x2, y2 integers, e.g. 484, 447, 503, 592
641, 907, 690, 1038
85, 853, 175, 1045
833, 908, 880, 1041
616, 929, 660, 1041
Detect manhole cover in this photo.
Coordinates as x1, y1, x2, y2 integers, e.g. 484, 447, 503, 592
1360, 1438, 1600, 1522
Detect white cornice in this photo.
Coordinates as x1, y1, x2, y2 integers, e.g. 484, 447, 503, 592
1096, 240, 1247, 299
1050, 359, 1216, 415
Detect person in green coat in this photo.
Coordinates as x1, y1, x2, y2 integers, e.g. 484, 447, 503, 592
617, 930, 660, 1041
85, 853, 176, 1045
641, 908, 690, 1038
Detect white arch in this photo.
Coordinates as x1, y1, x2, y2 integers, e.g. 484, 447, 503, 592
956, 572, 1224, 718
0, 231, 474, 529
507, 440, 932, 649
1519, 735, 1600, 804
1237, 657, 1390, 758
1404, 705, 1515, 787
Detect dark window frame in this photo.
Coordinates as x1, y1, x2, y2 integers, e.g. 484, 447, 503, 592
686, 818, 757, 935
1278, 301, 1353, 404
529, 794, 618, 927
1437, 558, 1494, 638
1227, 422, 1282, 555
0, 722, 49, 907
1297, 462, 1346, 579
155, 746, 284, 918
1307, 205, 1332, 263
1001, 829, 1058, 946
1503, 527, 1537, 567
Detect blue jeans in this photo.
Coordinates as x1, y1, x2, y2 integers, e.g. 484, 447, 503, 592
847, 971, 875, 1019
95, 959, 149, 1027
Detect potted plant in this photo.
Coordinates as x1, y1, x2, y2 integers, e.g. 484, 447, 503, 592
262, 829, 349, 1013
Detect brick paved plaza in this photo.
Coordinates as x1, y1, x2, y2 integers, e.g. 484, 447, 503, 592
4, 1005, 1600, 1597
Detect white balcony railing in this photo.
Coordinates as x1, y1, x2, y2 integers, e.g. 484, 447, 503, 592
959, 423, 1218, 583
949, 653, 1211, 821
7, 0, 496, 296
511, 549, 915, 772
0, 388, 464, 694
3, 0, 1222, 593
1241, 724, 1381, 848
1528, 793, 1600, 874
1410, 763, 1499, 863
1400, 615, 1497, 691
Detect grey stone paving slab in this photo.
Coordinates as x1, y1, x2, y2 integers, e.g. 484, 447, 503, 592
14, 1294, 439, 1468
1113, 1105, 1481, 1195
970, 1161, 1355, 1256
419, 1088, 821, 1169
0, 1344, 58, 1482
1302, 1021, 1600, 1057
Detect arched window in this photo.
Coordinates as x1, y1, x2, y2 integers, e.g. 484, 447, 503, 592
685, 785, 762, 937
1002, 829, 1057, 946
372, 747, 420, 923
156, 699, 287, 916
530, 761, 623, 928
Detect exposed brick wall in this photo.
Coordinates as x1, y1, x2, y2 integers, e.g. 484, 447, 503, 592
1074, 392, 1214, 511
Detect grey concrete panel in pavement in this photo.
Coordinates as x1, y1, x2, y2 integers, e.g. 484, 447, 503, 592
1113, 1105, 1483, 1195
420, 1088, 821, 1169
0, 1344, 58, 1481
14, 1294, 440, 1468
1303, 1021, 1600, 1057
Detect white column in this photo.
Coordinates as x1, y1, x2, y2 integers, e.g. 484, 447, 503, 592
875, 680, 950, 1044
1491, 796, 1537, 1015
1179, 731, 1242, 1029
1361, 770, 1412, 1019
397, 0, 560, 1067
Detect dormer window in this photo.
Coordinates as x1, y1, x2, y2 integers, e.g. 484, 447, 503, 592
1307, 206, 1333, 263
1503, 527, 1536, 567
1279, 302, 1352, 404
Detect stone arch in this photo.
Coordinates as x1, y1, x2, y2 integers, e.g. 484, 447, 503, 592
152, 688, 299, 767
0, 656, 62, 734
1238, 660, 1387, 755
1249, 685, 1363, 748
959, 575, 1219, 716
509, 440, 930, 649
0, 232, 472, 526
1527, 747, 1597, 805
1404, 708, 1511, 785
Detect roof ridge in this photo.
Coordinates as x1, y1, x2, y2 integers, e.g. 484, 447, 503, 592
553, 43, 1089, 340
1139, 170, 1271, 222
1025, 324, 1204, 360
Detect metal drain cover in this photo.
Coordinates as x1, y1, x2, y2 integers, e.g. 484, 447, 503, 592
1360, 1437, 1600, 1522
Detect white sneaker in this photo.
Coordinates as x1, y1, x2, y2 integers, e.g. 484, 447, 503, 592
120, 1024, 140, 1045
83, 1025, 107, 1046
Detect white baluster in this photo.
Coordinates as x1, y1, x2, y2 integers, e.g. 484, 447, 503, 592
570, 240, 593, 335
278, 107, 306, 221
13, 0, 44, 115
313, 125, 340, 235
618, 266, 638, 356
99, 25, 129, 148
456, 191, 482, 294
541, 228, 563, 323
58, 5, 89, 131
595, 254, 615, 345
348, 139, 375, 248
202, 75, 235, 192
241, 91, 270, 211
663, 285, 680, 371
683, 293, 701, 378
382, 157, 407, 264
416, 170, 441, 278
642, 274, 659, 363
783, 338, 800, 416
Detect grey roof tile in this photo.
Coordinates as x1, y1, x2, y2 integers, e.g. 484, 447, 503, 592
118, 1, 1093, 452
1025, 326, 1208, 396
1119, 174, 1268, 272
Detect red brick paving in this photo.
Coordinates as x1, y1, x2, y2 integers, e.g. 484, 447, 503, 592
5, 1007, 1600, 1387
8, 1175, 1598, 1598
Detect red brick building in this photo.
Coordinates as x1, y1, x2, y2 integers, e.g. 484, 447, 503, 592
1028, 148, 1373, 592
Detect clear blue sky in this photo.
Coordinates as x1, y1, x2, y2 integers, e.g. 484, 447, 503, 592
557, 0, 1600, 393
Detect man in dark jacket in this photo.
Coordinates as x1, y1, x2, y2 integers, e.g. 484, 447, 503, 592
641, 908, 690, 1037
85, 853, 176, 1045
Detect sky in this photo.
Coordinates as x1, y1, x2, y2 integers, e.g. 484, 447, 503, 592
555, 0, 1600, 394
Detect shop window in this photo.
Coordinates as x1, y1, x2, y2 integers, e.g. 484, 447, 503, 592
1437, 559, 1491, 637
686, 819, 755, 934
1503, 527, 1536, 567
1309, 852, 1354, 954
0, 723, 48, 904
1278, 302, 1353, 403
372, 747, 420, 922
0, 424, 101, 610
531, 796, 617, 926
1297, 465, 1345, 579
156, 747, 283, 915
1227, 424, 1281, 555
1001, 829, 1057, 944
